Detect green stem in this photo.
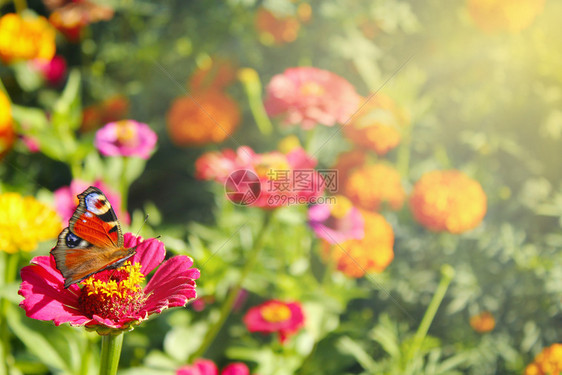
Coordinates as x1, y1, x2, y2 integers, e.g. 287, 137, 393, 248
189, 211, 275, 361
406, 265, 455, 366
99, 333, 124, 375
13, 0, 27, 13
120, 157, 129, 216
238, 68, 273, 136
0, 252, 20, 375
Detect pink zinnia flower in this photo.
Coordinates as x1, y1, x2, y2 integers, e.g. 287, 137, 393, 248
195, 146, 255, 183
19, 234, 199, 334
196, 146, 324, 209
95, 119, 157, 159
308, 195, 364, 244
54, 179, 130, 225
32, 55, 67, 86
243, 300, 305, 344
264, 67, 361, 129
177, 359, 218, 375
221, 363, 250, 375
177, 360, 254, 375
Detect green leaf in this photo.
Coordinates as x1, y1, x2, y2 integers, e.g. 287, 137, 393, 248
51, 69, 82, 132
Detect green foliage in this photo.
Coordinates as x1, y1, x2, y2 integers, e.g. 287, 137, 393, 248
1, 0, 562, 374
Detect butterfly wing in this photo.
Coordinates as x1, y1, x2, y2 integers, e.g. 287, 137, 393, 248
51, 228, 135, 288
50, 186, 135, 288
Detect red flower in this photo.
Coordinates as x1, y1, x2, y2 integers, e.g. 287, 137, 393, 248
264, 67, 361, 129
19, 234, 199, 334
243, 300, 305, 344
177, 360, 254, 375
177, 359, 218, 375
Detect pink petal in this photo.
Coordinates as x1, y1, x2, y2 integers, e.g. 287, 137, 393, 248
221, 363, 250, 375
142, 256, 199, 314
18, 256, 90, 326
124, 233, 166, 275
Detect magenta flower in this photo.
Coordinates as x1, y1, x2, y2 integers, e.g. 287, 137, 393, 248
196, 146, 324, 209
54, 179, 130, 225
243, 300, 305, 344
95, 119, 157, 159
32, 55, 67, 86
177, 360, 254, 375
264, 67, 361, 129
308, 195, 364, 244
221, 363, 250, 375
177, 359, 218, 375
19, 234, 199, 334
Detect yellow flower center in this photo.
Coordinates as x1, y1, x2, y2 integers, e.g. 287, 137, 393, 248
79, 262, 147, 322
261, 303, 291, 323
115, 120, 139, 147
254, 154, 290, 180
330, 195, 353, 219
300, 81, 325, 96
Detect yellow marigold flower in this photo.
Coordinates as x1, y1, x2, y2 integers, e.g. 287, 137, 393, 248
344, 94, 409, 155
0, 13, 56, 64
467, 0, 546, 33
0, 193, 62, 253
0, 91, 15, 159
524, 343, 562, 375
323, 211, 394, 278
166, 90, 240, 146
410, 170, 487, 234
344, 163, 406, 211
469, 311, 495, 333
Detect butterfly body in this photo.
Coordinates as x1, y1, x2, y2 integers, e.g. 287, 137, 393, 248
51, 186, 135, 288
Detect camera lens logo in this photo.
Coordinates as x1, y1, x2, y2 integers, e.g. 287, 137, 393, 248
224, 170, 261, 205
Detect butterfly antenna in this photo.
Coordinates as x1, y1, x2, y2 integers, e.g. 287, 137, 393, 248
135, 215, 150, 237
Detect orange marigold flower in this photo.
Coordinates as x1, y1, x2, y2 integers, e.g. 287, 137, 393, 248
167, 90, 240, 146
189, 57, 237, 92
333, 150, 367, 187
323, 211, 394, 278
344, 94, 409, 155
469, 311, 495, 333
49, 1, 114, 42
524, 343, 562, 375
344, 163, 405, 211
410, 170, 487, 233
0, 91, 15, 159
81, 95, 130, 133
255, 7, 301, 45
467, 0, 546, 33
0, 13, 56, 64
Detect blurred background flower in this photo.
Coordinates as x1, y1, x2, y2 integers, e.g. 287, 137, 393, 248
467, 0, 546, 33
264, 67, 361, 129
469, 311, 495, 333
0, 90, 14, 159
322, 211, 394, 278
524, 343, 562, 375
0, 192, 61, 253
308, 195, 364, 244
0, 13, 55, 63
167, 91, 240, 147
344, 93, 409, 155
95, 119, 157, 159
409, 170, 487, 233
243, 300, 304, 344
344, 163, 406, 211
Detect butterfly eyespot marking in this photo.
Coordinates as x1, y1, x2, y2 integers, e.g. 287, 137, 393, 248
65, 232, 82, 248
84, 192, 111, 215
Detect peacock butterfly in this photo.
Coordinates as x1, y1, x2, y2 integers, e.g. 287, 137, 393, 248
51, 186, 136, 288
